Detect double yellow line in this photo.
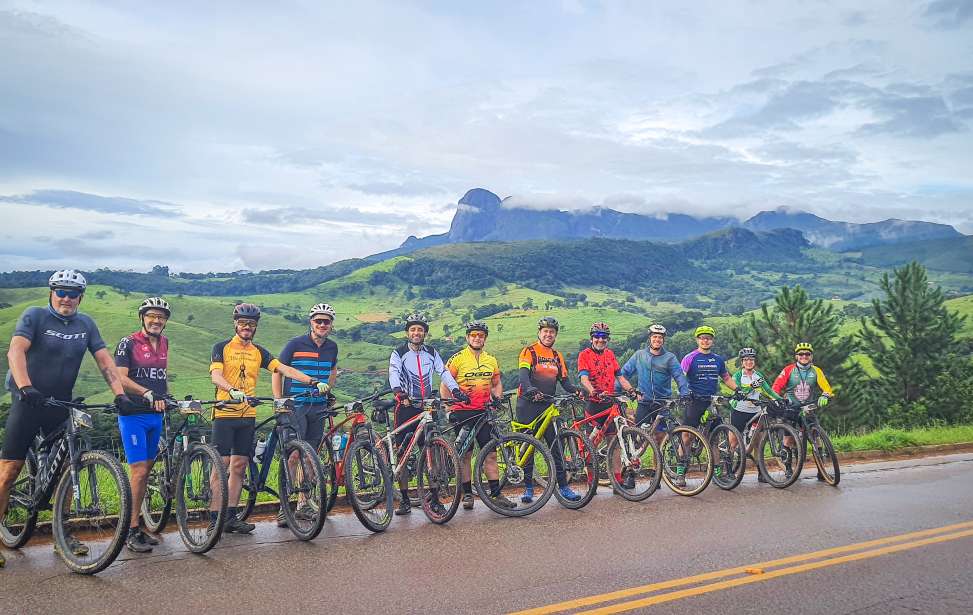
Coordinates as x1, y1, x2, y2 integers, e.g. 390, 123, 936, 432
511, 520, 973, 614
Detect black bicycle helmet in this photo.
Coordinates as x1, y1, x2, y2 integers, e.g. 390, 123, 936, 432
537, 316, 560, 331
404, 312, 429, 332
465, 320, 489, 335
233, 303, 261, 321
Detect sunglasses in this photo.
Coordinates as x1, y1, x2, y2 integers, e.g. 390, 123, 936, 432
796, 352, 812, 357
53, 289, 82, 299
591, 333, 610, 340
311, 318, 333, 326
236, 319, 258, 328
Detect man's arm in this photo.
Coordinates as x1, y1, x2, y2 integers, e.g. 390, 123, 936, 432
274, 362, 316, 385
210, 369, 236, 393
272, 371, 284, 399
433, 350, 459, 392
93, 348, 126, 396
6, 336, 32, 389
721, 371, 737, 390
670, 356, 691, 397
116, 367, 167, 411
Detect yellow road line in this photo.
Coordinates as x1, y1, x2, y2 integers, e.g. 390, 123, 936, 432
510, 520, 973, 615
581, 527, 973, 614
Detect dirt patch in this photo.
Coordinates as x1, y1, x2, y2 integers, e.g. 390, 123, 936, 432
355, 312, 391, 323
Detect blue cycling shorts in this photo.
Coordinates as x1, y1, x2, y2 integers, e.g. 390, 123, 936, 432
118, 413, 164, 464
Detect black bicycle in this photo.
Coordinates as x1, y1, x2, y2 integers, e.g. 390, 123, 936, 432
781, 400, 840, 486
0, 398, 132, 574
639, 398, 714, 496
235, 397, 327, 541
696, 395, 746, 490
140, 397, 229, 553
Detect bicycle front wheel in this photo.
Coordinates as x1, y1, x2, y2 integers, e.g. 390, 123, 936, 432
554, 428, 598, 509
710, 424, 745, 490
660, 426, 713, 496
318, 439, 339, 513
236, 460, 258, 522
141, 445, 172, 533
756, 422, 804, 488
417, 436, 461, 524
176, 444, 227, 554
52, 450, 132, 575
473, 432, 556, 518
808, 425, 840, 486
1, 451, 38, 548
279, 439, 327, 541
605, 425, 661, 501
344, 438, 393, 532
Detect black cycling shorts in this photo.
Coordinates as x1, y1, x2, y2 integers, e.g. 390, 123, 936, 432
449, 410, 493, 451
585, 399, 616, 431
1, 398, 69, 461
634, 400, 666, 429
393, 402, 424, 448
684, 397, 710, 428
212, 417, 256, 457
731, 410, 757, 435
293, 405, 326, 450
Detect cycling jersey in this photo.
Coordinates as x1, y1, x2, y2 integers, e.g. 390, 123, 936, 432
680, 350, 729, 397
388, 343, 458, 400
772, 363, 833, 404
619, 348, 689, 400
114, 330, 169, 412
730, 369, 781, 413
446, 346, 500, 411
209, 335, 282, 418
517, 342, 570, 397
4, 305, 107, 400
279, 334, 338, 408
577, 347, 621, 396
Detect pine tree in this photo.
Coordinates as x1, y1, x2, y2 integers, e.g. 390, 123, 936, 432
859, 262, 966, 425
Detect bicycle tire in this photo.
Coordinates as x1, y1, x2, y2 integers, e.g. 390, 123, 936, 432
318, 439, 339, 513
710, 423, 746, 490
237, 460, 259, 522
808, 425, 840, 486
278, 439, 327, 541
0, 451, 38, 548
344, 438, 394, 533
660, 426, 713, 496
175, 444, 227, 554
416, 436, 461, 524
473, 432, 556, 518
52, 450, 132, 575
140, 445, 173, 533
605, 425, 661, 502
554, 428, 597, 509
756, 422, 804, 488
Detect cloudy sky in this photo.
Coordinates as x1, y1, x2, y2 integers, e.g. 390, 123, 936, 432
1, 0, 971, 272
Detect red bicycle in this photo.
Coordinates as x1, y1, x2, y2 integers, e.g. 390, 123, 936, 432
570, 392, 661, 501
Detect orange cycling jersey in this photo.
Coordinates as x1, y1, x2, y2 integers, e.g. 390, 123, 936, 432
209, 335, 282, 418
518, 341, 567, 397
446, 346, 500, 411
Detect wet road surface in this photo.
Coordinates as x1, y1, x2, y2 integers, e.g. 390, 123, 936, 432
3, 453, 972, 614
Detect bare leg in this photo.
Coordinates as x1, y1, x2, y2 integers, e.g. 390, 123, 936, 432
128, 460, 151, 527
0, 460, 26, 523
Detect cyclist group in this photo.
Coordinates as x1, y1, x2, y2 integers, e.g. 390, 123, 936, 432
0, 269, 834, 569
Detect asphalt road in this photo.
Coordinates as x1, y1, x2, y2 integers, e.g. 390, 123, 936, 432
3, 453, 973, 615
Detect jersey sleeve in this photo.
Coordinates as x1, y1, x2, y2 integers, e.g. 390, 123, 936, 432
670, 355, 690, 396
518, 346, 534, 370
814, 367, 834, 397
556, 351, 568, 379
210, 341, 227, 373
771, 365, 792, 395
717, 356, 729, 378
445, 352, 461, 380
85, 318, 107, 354
278, 340, 296, 366
12, 308, 39, 342
113, 337, 132, 368
679, 351, 694, 375
434, 350, 459, 391
577, 350, 592, 378
491, 357, 501, 386
620, 352, 637, 380
257, 344, 282, 372
388, 350, 403, 391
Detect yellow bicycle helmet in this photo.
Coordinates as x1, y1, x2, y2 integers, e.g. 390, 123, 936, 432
794, 342, 814, 353
694, 325, 716, 337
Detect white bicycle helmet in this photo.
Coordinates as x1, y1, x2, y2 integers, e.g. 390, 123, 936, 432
648, 324, 667, 336
309, 303, 336, 319
48, 269, 87, 290
138, 297, 171, 318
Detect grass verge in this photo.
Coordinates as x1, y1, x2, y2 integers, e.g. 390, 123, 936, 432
831, 424, 973, 453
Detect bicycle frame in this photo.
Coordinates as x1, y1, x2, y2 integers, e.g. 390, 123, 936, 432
570, 399, 634, 467
32, 401, 109, 512
246, 399, 301, 499
377, 406, 436, 480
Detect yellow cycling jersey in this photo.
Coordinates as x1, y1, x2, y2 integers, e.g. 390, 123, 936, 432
209, 335, 281, 418
446, 346, 500, 411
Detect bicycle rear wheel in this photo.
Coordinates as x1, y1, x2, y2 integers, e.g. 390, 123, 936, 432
236, 460, 258, 522
756, 422, 803, 488
605, 425, 661, 501
279, 440, 327, 541
344, 439, 393, 532
318, 439, 339, 513
176, 444, 227, 553
141, 445, 172, 533
808, 425, 840, 486
473, 432, 556, 518
417, 436, 461, 524
660, 426, 713, 496
710, 424, 745, 490
52, 450, 132, 575
0, 451, 38, 548
554, 428, 597, 509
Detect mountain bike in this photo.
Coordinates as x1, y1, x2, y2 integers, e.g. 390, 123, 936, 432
235, 397, 327, 541
140, 397, 228, 553
371, 397, 462, 524
696, 395, 746, 490
782, 400, 840, 486
338, 399, 396, 532
570, 392, 661, 501
0, 398, 132, 575
640, 398, 713, 496
444, 392, 557, 517
510, 392, 597, 509
743, 398, 806, 488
